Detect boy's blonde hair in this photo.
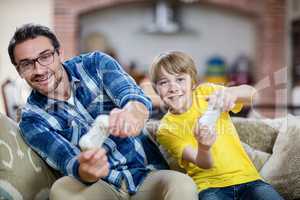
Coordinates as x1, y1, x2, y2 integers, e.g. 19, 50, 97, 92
150, 51, 198, 86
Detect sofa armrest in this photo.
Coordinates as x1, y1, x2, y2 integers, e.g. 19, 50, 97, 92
0, 113, 59, 199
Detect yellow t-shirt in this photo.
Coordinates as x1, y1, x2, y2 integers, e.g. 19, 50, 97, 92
157, 83, 261, 192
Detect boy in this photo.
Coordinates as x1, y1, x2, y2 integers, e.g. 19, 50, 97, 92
149, 51, 283, 200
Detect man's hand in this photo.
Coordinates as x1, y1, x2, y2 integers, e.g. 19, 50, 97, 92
78, 148, 109, 183
109, 101, 149, 137
194, 122, 217, 151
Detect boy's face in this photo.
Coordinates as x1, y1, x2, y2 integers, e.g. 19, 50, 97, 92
155, 68, 194, 114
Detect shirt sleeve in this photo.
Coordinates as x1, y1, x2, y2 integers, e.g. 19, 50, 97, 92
197, 83, 243, 113
157, 129, 190, 169
94, 52, 152, 112
19, 114, 81, 181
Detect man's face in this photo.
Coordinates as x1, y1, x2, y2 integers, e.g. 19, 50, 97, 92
155, 68, 194, 114
14, 36, 64, 96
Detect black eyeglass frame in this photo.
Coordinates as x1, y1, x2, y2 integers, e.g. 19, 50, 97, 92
16, 49, 57, 75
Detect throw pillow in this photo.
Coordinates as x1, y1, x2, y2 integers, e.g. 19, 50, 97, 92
260, 115, 300, 200
0, 113, 58, 200
232, 117, 279, 153
241, 142, 271, 171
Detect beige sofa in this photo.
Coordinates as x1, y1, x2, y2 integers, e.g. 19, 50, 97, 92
0, 113, 299, 200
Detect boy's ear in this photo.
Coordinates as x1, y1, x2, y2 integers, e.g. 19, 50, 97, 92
192, 82, 196, 90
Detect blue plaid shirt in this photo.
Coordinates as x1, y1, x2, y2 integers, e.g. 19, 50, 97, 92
19, 52, 168, 194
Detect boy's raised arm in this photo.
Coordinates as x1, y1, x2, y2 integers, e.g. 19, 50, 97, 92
225, 84, 257, 105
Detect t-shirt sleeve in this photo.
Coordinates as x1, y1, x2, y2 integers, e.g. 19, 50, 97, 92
157, 129, 190, 168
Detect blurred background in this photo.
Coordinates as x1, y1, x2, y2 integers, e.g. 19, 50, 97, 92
0, 0, 297, 121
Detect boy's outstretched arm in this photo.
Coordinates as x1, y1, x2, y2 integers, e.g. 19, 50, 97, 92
225, 84, 257, 105
207, 84, 257, 112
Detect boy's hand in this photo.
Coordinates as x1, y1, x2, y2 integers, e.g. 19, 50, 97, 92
207, 89, 237, 112
78, 148, 109, 183
194, 122, 217, 151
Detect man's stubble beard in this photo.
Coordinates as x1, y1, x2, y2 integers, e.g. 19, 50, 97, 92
47, 64, 65, 98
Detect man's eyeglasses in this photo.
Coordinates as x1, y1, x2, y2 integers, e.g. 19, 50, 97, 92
17, 49, 57, 76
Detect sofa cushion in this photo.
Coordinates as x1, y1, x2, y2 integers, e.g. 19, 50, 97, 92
260, 115, 300, 200
232, 117, 279, 153
241, 142, 271, 171
0, 113, 58, 200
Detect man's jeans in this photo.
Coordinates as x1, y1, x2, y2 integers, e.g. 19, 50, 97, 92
198, 180, 284, 200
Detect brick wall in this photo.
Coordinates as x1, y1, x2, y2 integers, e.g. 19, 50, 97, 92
54, 0, 286, 117
256, 0, 286, 117
54, 0, 138, 58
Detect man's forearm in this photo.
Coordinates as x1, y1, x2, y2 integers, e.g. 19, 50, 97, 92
124, 101, 150, 122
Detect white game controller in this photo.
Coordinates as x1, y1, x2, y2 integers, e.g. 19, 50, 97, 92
79, 115, 110, 151
198, 102, 221, 128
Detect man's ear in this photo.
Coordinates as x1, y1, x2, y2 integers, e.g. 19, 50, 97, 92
57, 48, 64, 63
19, 72, 25, 79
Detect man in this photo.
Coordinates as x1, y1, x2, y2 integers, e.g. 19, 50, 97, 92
8, 24, 198, 199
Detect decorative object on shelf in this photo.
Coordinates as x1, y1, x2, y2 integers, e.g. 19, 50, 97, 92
204, 56, 228, 85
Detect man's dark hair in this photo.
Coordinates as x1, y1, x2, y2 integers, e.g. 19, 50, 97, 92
8, 23, 60, 66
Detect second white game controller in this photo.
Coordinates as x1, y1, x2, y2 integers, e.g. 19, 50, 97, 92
198, 100, 221, 128
79, 115, 110, 151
